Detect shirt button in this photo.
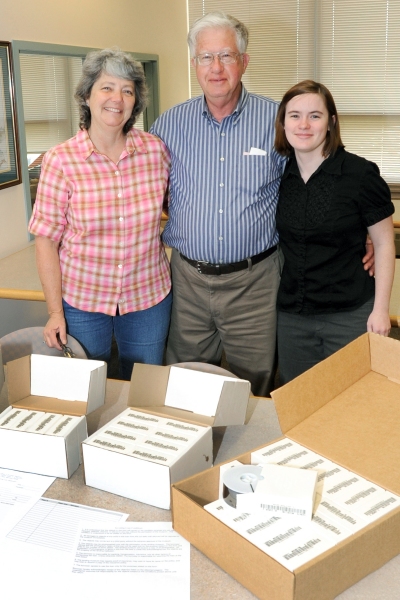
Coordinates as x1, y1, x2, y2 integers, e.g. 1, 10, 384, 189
119, 299, 125, 304
219, 183, 224, 187
119, 217, 124, 221
219, 236, 223, 241
219, 209, 223, 213
220, 157, 224, 162
221, 132, 226, 137
115, 171, 119, 175
118, 264, 122, 269
117, 193, 122, 198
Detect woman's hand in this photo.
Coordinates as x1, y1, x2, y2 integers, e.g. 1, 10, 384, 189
367, 309, 391, 336
43, 311, 67, 349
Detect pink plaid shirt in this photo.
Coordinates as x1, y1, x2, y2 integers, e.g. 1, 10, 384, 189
29, 128, 171, 316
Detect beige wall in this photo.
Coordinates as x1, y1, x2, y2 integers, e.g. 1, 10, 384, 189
0, 0, 190, 259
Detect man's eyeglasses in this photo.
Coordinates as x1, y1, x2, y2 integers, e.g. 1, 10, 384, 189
194, 52, 242, 66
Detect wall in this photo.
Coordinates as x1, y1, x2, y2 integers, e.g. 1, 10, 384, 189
0, 0, 190, 259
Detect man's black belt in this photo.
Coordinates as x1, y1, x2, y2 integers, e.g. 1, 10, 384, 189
180, 246, 277, 276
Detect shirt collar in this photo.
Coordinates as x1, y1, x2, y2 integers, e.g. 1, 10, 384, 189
282, 146, 346, 180
78, 128, 147, 160
201, 85, 249, 123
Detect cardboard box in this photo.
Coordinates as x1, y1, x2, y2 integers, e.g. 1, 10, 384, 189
83, 408, 213, 509
171, 333, 400, 600
0, 354, 107, 478
0, 406, 87, 478
83, 363, 249, 509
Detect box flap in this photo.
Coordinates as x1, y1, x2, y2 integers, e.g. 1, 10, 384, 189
128, 405, 214, 427
7, 355, 31, 404
271, 334, 371, 433
86, 363, 107, 414
30, 355, 100, 401
370, 333, 400, 382
287, 371, 400, 494
213, 380, 250, 426
12, 396, 89, 416
128, 363, 170, 408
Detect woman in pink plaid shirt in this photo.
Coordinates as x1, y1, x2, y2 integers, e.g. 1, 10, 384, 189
29, 48, 172, 379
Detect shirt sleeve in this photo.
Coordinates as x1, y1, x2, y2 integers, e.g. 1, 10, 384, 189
28, 148, 69, 242
360, 160, 394, 227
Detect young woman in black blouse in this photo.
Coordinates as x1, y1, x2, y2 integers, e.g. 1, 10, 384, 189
274, 80, 395, 384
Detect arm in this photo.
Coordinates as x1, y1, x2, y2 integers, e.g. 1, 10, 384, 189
35, 235, 66, 349
362, 235, 375, 276
366, 216, 395, 335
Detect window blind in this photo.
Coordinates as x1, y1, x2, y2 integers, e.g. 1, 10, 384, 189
187, 0, 400, 182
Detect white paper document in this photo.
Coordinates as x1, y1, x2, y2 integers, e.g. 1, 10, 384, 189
0, 467, 55, 523
0, 497, 129, 599
70, 522, 190, 599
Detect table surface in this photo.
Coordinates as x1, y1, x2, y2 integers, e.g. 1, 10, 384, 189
0, 377, 399, 599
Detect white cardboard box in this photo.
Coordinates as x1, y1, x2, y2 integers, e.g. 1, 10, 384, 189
83, 409, 212, 509
0, 353, 107, 478
83, 363, 250, 509
0, 406, 87, 478
236, 463, 318, 520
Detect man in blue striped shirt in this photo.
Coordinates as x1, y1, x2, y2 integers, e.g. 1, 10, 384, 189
150, 11, 286, 396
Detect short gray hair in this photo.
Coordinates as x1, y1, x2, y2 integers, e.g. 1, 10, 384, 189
75, 47, 148, 133
187, 11, 249, 57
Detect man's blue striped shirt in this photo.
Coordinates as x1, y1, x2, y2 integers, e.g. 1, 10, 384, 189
150, 86, 285, 263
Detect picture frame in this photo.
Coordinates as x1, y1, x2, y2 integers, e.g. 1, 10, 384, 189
0, 41, 21, 190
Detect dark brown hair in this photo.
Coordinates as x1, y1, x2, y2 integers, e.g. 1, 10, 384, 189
274, 80, 344, 157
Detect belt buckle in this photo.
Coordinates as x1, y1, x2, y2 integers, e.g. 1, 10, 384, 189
196, 260, 210, 274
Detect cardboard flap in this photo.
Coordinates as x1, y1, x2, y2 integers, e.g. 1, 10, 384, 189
370, 333, 400, 382
214, 380, 250, 426
271, 334, 371, 434
131, 405, 214, 427
87, 363, 107, 413
6, 355, 31, 403
13, 396, 89, 417
128, 363, 170, 408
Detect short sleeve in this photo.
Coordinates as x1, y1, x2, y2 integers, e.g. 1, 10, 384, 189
360, 161, 394, 227
28, 149, 69, 242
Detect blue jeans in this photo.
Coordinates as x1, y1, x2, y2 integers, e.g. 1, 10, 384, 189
63, 293, 172, 380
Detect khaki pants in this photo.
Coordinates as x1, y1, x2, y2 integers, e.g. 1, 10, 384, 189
166, 248, 283, 396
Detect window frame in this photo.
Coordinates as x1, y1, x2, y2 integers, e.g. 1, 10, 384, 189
11, 41, 160, 227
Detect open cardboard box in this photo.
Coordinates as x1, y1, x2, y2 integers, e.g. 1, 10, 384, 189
83, 363, 250, 509
171, 333, 400, 600
0, 354, 107, 478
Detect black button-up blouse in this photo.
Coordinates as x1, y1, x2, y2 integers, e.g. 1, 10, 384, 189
276, 147, 394, 314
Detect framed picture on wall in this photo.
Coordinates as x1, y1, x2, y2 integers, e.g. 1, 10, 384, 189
0, 41, 21, 190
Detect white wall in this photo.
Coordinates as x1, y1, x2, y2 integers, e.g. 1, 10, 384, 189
0, 0, 190, 259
